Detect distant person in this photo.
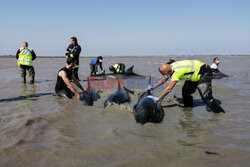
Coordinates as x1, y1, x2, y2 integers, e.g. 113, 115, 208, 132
16, 42, 36, 84
65, 37, 81, 80
109, 63, 126, 73
55, 58, 85, 99
148, 60, 225, 113
89, 56, 104, 76
167, 58, 176, 64
210, 57, 220, 73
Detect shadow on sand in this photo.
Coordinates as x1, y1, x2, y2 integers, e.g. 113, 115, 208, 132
0, 92, 53, 103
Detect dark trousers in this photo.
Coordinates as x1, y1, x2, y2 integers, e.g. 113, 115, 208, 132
119, 63, 126, 73
20, 65, 35, 84
182, 67, 225, 113
90, 64, 98, 76
56, 89, 74, 99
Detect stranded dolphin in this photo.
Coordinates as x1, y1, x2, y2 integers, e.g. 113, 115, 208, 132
133, 76, 165, 124
212, 71, 231, 79
104, 78, 134, 107
80, 77, 100, 106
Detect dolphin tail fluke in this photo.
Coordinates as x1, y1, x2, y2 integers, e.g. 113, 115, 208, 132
147, 75, 152, 94
124, 86, 135, 94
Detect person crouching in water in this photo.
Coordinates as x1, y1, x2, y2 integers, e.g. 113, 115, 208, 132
89, 56, 104, 76
55, 58, 85, 100
109, 63, 126, 73
149, 60, 225, 113
16, 41, 36, 84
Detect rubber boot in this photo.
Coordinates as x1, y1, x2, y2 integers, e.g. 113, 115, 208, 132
29, 76, 34, 84
21, 76, 26, 84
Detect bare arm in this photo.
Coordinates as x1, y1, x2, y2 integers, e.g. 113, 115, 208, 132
72, 74, 85, 92
153, 78, 168, 89
59, 71, 79, 96
158, 81, 177, 100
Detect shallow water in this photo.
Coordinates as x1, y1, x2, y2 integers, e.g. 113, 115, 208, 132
0, 56, 249, 167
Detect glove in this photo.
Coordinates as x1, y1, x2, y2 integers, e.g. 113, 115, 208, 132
147, 84, 154, 91
147, 95, 159, 102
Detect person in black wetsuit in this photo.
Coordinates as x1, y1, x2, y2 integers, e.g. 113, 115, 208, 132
55, 58, 85, 99
65, 37, 81, 80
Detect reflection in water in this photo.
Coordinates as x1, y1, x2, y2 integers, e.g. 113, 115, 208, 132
177, 111, 205, 147
0, 84, 52, 103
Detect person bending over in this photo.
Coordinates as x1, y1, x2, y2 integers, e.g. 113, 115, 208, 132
109, 63, 125, 73
89, 56, 103, 76
148, 60, 225, 113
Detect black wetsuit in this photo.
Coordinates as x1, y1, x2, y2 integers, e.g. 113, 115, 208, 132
65, 44, 81, 80
55, 67, 74, 99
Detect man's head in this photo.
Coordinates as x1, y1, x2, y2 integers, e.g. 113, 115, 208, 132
213, 57, 219, 64
98, 56, 103, 62
159, 64, 173, 78
70, 37, 78, 45
109, 66, 115, 72
22, 42, 28, 48
66, 57, 75, 68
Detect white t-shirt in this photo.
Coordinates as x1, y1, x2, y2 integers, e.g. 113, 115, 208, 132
210, 63, 218, 69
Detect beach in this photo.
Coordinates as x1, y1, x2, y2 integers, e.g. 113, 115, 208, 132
0, 55, 249, 167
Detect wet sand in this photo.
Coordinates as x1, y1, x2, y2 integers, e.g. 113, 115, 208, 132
0, 56, 249, 167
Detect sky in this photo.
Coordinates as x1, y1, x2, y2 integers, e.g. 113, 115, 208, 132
0, 0, 249, 56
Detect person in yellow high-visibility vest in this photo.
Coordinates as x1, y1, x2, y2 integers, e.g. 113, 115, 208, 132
109, 63, 125, 73
16, 42, 36, 84
148, 60, 225, 113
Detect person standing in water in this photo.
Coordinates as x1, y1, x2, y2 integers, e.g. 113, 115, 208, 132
65, 37, 81, 80
55, 57, 85, 100
210, 57, 220, 73
148, 60, 225, 113
16, 42, 36, 84
89, 56, 104, 76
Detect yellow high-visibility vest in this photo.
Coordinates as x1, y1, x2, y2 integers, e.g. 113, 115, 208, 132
171, 60, 205, 82
18, 47, 33, 66
113, 64, 121, 73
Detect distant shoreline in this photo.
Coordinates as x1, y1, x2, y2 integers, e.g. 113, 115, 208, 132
0, 55, 249, 58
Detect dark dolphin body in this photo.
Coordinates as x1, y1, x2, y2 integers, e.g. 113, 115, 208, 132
104, 78, 134, 107
133, 77, 165, 124
212, 71, 231, 79
80, 78, 100, 106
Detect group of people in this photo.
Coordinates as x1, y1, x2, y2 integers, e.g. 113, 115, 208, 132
16, 37, 224, 113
